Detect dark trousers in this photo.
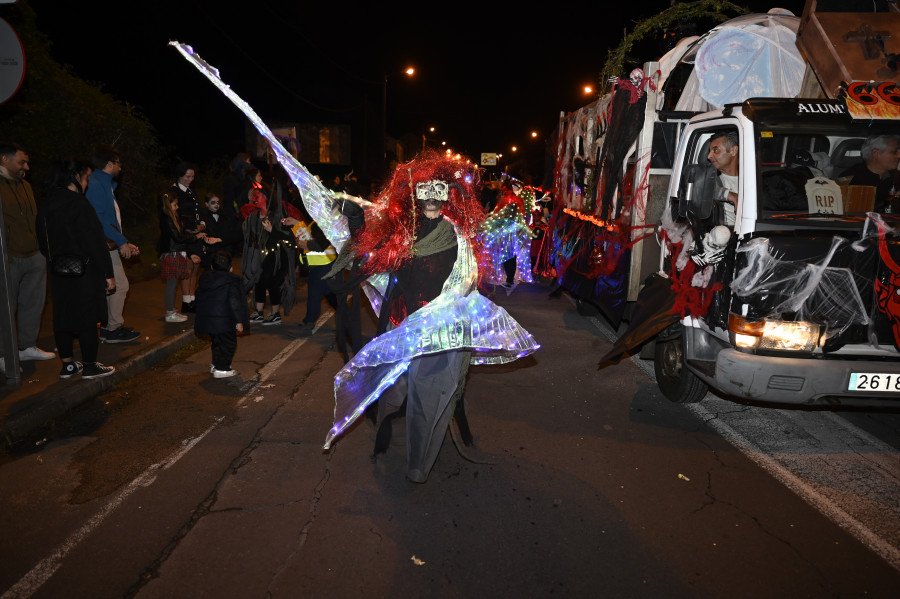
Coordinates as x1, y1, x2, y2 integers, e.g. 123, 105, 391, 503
502, 257, 516, 284
303, 264, 338, 325
377, 350, 468, 483
254, 253, 286, 307
55, 328, 100, 363
210, 331, 237, 370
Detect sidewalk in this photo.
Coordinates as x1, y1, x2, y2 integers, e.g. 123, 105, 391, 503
0, 271, 205, 443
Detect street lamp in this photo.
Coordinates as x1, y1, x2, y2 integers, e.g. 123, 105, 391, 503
383, 66, 416, 166
422, 126, 436, 150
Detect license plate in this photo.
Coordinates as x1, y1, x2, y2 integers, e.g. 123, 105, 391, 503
848, 372, 900, 392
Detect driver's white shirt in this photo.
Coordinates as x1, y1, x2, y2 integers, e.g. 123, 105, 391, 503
719, 173, 738, 226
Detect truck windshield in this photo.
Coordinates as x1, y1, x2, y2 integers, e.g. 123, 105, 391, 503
756, 123, 900, 221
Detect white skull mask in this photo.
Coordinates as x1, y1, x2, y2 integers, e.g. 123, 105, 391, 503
415, 180, 449, 202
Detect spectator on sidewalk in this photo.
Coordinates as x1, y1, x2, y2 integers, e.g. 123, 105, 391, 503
0, 141, 55, 374
172, 162, 205, 313
222, 152, 251, 219
36, 159, 116, 380
200, 193, 242, 259
328, 175, 343, 193
195, 251, 248, 378
85, 144, 141, 344
157, 191, 205, 323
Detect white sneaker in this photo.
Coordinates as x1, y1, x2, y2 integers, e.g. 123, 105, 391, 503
165, 312, 188, 323
19, 346, 56, 361
212, 368, 237, 378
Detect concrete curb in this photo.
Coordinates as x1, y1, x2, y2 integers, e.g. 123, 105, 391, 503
1, 330, 197, 443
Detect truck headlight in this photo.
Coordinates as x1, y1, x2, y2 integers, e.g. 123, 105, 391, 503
729, 314, 820, 352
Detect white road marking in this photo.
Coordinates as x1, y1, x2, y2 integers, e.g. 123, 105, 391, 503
688, 400, 900, 572
4, 309, 336, 598
2, 420, 221, 599
587, 313, 900, 572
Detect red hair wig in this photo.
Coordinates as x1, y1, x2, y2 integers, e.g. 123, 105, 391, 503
356, 150, 485, 275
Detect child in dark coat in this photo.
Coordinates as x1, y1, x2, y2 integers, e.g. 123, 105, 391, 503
195, 251, 249, 378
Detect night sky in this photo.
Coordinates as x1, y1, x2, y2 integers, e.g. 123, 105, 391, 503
20, 0, 803, 178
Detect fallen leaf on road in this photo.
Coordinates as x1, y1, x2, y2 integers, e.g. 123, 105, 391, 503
677, 473, 690, 481
410, 555, 426, 566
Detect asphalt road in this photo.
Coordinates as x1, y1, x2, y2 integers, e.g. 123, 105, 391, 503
1, 282, 898, 598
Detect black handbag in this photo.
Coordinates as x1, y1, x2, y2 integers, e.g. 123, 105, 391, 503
44, 217, 86, 277
51, 253, 86, 277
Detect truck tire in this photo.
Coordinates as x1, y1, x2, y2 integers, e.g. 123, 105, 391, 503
654, 330, 708, 404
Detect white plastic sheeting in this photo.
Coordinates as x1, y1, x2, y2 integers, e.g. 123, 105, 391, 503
674, 9, 803, 111
696, 9, 804, 108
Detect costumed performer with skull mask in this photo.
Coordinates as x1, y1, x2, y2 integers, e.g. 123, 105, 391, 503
323, 151, 540, 483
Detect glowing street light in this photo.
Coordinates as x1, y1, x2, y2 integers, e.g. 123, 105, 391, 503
584, 85, 593, 94
383, 66, 417, 164
422, 126, 437, 150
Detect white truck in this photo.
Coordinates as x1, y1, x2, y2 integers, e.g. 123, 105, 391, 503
649, 96, 900, 407
552, 4, 900, 407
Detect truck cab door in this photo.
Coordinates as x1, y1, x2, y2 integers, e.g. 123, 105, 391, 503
664, 123, 741, 267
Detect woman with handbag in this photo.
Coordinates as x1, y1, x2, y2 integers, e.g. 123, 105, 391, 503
36, 159, 116, 380
157, 191, 206, 322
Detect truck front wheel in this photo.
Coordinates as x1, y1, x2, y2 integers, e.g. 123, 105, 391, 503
654, 329, 708, 404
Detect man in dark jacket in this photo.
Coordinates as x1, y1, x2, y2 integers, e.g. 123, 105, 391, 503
194, 251, 248, 378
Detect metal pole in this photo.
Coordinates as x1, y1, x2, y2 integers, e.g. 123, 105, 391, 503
0, 203, 21, 385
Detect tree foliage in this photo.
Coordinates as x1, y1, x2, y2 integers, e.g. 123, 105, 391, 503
0, 0, 161, 227
598, 1, 748, 88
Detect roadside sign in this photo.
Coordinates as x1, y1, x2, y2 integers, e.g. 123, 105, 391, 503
0, 17, 25, 105
481, 153, 498, 166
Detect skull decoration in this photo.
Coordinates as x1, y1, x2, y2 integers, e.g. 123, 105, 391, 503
690, 225, 731, 267
629, 68, 644, 87
415, 180, 450, 202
